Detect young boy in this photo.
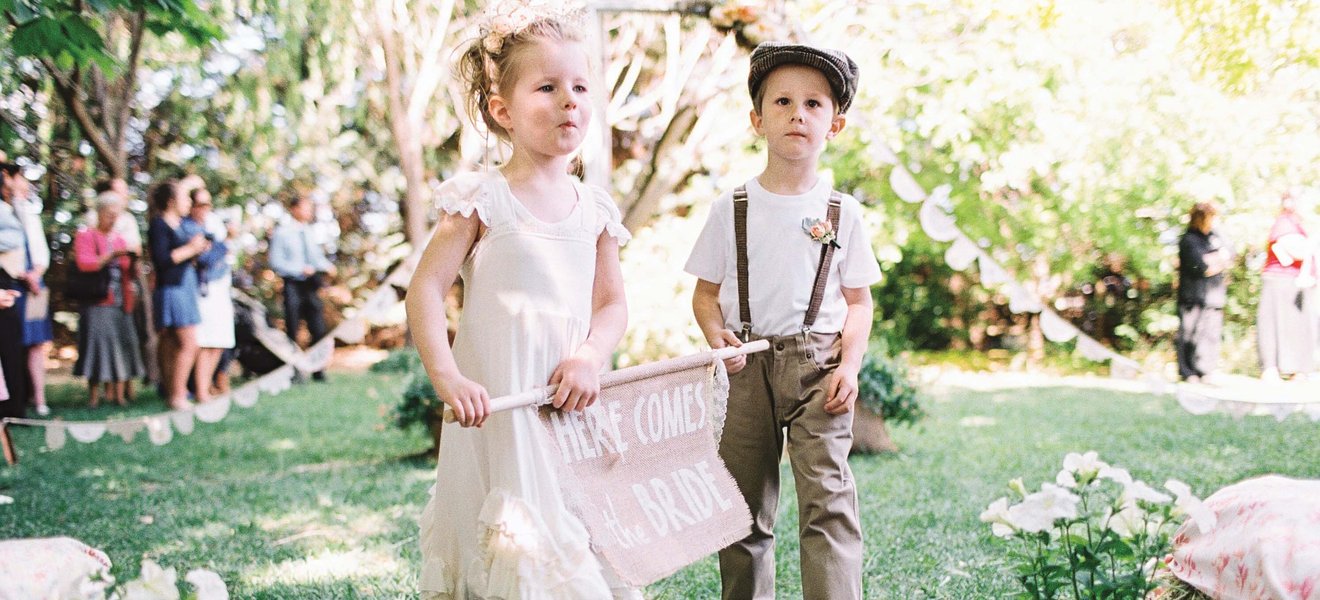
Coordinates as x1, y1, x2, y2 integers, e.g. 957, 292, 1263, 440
684, 42, 880, 600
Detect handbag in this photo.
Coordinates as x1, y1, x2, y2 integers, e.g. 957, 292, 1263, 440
65, 235, 111, 303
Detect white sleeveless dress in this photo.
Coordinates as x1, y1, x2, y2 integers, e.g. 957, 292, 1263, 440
418, 171, 636, 600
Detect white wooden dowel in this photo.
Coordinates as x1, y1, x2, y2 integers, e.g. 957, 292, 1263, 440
442, 339, 771, 423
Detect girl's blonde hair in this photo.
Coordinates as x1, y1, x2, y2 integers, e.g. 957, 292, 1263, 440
458, 10, 587, 141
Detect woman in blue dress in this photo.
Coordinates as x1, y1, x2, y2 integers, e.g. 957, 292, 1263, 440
147, 180, 211, 410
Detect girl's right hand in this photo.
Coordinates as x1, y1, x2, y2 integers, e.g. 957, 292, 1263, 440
436, 373, 490, 428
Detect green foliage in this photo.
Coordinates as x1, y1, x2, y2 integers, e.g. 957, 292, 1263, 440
369, 348, 422, 374
391, 366, 442, 434
2, 0, 221, 71
856, 353, 925, 427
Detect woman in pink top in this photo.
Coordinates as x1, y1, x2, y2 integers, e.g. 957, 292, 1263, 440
72, 193, 145, 407
1257, 190, 1316, 380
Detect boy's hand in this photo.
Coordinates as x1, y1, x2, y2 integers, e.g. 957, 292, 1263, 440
549, 347, 603, 412
823, 367, 859, 415
711, 329, 746, 374
436, 372, 490, 428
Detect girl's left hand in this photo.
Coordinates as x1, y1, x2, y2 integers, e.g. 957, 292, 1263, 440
549, 348, 603, 412
23, 271, 40, 293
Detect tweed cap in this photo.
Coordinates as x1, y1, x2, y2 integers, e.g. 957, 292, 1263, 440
748, 42, 859, 114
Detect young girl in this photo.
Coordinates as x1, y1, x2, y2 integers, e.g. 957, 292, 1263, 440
147, 180, 210, 410
407, 5, 634, 599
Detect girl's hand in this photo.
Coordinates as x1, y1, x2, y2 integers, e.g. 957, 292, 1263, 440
436, 372, 490, 428
549, 348, 603, 412
823, 367, 859, 415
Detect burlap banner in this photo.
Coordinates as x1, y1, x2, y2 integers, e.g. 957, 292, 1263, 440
537, 351, 752, 587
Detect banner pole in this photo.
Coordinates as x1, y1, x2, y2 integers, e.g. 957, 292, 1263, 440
443, 339, 771, 423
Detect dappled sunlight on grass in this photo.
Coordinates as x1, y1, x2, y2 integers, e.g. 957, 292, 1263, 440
244, 547, 404, 586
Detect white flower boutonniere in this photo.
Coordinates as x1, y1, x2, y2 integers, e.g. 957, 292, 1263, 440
802, 217, 840, 248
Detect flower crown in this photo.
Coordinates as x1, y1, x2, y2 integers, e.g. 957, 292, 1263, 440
479, 0, 585, 55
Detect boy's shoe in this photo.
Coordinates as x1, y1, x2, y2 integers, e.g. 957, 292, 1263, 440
35, 405, 50, 417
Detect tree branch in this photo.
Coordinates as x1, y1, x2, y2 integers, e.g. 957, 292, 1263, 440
42, 57, 124, 178
112, 8, 147, 169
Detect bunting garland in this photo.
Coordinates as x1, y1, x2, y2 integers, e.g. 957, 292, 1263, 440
1, 259, 414, 458
889, 159, 1320, 422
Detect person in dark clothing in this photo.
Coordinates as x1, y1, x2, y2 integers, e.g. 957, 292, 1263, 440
269, 194, 336, 381
1177, 201, 1231, 383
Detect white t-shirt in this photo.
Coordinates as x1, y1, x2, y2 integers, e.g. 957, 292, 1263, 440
684, 177, 882, 336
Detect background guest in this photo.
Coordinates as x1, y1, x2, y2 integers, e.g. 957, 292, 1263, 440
186, 184, 234, 403
1176, 201, 1231, 384
1, 162, 50, 416
1258, 190, 1316, 381
147, 180, 210, 410
73, 192, 145, 407
0, 178, 24, 419
269, 193, 335, 382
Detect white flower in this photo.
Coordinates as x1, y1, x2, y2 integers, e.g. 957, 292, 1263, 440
1062, 451, 1108, 482
0, 495, 12, 505
1006, 484, 1080, 532
1098, 465, 1133, 486
979, 497, 1017, 538
1165, 479, 1217, 534
1055, 469, 1077, 488
1008, 477, 1028, 498
1122, 480, 1172, 505
184, 569, 229, 600
1105, 501, 1148, 538
114, 560, 179, 600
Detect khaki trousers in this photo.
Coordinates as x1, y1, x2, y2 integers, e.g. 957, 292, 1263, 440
717, 331, 863, 600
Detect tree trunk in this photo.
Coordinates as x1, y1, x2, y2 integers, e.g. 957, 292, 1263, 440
850, 408, 899, 454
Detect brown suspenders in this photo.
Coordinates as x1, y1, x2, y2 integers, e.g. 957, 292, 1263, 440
733, 184, 843, 341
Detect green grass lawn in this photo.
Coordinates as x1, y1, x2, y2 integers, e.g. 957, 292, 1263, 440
2, 372, 1318, 598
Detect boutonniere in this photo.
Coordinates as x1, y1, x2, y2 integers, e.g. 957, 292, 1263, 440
802, 217, 841, 248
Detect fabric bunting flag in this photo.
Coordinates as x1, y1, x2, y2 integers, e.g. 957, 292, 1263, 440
332, 316, 368, 344
194, 397, 232, 424
44, 425, 66, 450
536, 351, 750, 586
1007, 284, 1043, 314
67, 423, 106, 443
919, 193, 960, 242
145, 416, 173, 446
1040, 310, 1079, 343
889, 166, 926, 203
170, 410, 196, 435
107, 420, 143, 444
976, 253, 1012, 286
233, 384, 260, 408
944, 236, 978, 271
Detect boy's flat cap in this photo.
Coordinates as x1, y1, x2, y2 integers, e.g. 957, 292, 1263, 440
748, 42, 858, 114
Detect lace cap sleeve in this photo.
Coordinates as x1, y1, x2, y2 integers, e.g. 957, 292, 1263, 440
434, 172, 493, 226
589, 185, 631, 246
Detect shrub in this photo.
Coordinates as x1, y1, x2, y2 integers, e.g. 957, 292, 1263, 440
856, 353, 925, 426
371, 348, 421, 374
